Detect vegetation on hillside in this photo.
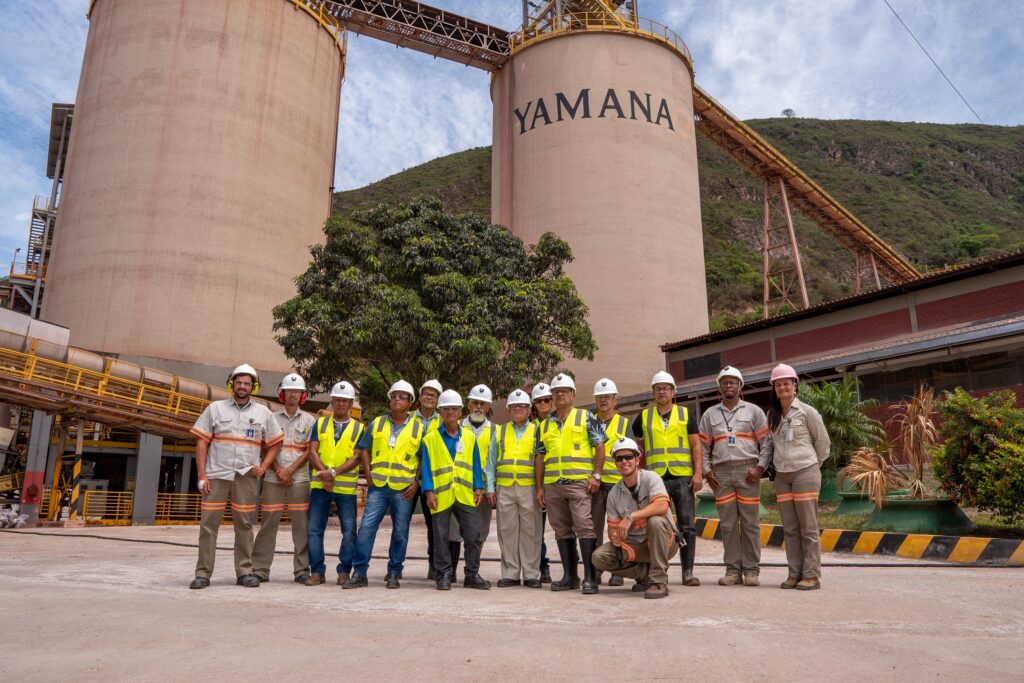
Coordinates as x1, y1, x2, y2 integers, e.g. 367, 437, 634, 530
332, 120, 1024, 330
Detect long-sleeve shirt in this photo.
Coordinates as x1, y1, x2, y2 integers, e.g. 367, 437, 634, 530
769, 398, 831, 473
486, 421, 532, 494
698, 401, 773, 473
419, 426, 483, 492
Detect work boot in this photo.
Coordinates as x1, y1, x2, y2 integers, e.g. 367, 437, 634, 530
550, 538, 580, 591
718, 573, 741, 586
742, 571, 760, 587
385, 574, 401, 589
236, 574, 260, 588
579, 538, 598, 594
682, 533, 700, 586
464, 571, 492, 590
294, 573, 310, 584
342, 575, 368, 589
524, 578, 542, 588
336, 573, 350, 586
795, 578, 820, 591
608, 575, 624, 587
780, 576, 800, 590
644, 582, 669, 599
305, 573, 325, 586
631, 579, 650, 593
449, 541, 462, 582
436, 572, 452, 591
496, 578, 520, 587
255, 575, 269, 583
540, 560, 552, 584
189, 577, 210, 590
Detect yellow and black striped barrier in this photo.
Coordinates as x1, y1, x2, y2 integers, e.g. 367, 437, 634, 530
696, 518, 1024, 566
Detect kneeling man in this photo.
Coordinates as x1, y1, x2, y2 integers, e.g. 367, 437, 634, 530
592, 437, 679, 599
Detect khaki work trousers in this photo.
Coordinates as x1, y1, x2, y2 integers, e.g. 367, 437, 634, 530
496, 484, 543, 581
592, 515, 679, 585
252, 480, 311, 580
775, 464, 822, 580
195, 474, 259, 579
544, 480, 595, 540
714, 461, 762, 576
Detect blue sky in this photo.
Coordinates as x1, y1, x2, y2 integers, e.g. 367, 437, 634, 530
0, 0, 1022, 267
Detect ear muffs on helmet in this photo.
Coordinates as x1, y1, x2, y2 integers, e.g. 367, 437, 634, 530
278, 389, 308, 404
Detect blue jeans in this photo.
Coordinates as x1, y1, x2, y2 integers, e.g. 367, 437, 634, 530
307, 488, 358, 576
352, 485, 415, 578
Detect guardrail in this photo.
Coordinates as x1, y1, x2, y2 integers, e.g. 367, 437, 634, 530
82, 490, 133, 526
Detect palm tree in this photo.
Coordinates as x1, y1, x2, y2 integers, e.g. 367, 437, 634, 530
799, 376, 887, 470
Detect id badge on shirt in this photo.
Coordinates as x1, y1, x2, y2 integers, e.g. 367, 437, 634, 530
456, 441, 464, 454
727, 433, 736, 445
389, 433, 397, 448
786, 427, 794, 442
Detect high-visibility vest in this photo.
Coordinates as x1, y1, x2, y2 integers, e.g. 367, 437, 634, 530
599, 414, 630, 485
641, 405, 693, 477
494, 422, 537, 487
539, 408, 594, 484
310, 417, 363, 494
369, 415, 423, 490
415, 412, 441, 435
423, 428, 477, 513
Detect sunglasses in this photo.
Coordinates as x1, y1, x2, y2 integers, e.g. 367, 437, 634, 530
534, 398, 553, 404
614, 454, 637, 462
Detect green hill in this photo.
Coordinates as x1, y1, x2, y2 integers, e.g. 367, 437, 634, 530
333, 119, 1024, 330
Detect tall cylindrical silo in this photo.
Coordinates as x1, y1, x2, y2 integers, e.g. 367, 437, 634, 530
43, 0, 344, 378
491, 26, 708, 398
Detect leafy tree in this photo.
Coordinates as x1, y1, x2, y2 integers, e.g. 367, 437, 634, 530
799, 376, 886, 468
274, 197, 595, 414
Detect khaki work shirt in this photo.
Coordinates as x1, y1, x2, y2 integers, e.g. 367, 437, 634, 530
769, 398, 831, 473
698, 401, 773, 474
266, 408, 316, 484
190, 399, 284, 481
606, 469, 673, 544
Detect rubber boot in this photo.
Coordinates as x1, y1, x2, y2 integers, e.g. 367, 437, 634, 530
579, 538, 598, 594
550, 538, 580, 591
682, 533, 700, 586
449, 541, 462, 582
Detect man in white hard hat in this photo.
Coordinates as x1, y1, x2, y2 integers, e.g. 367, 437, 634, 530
253, 373, 316, 584
415, 379, 443, 580
305, 381, 364, 586
464, 384, 496, 569
592, 437, 679, 599
421, 389, 490, 590
344, 379, 424, 590
534, 373, 608, 594
189, 364, 284, 589
633, 370, 704, 587
699, 366, 773, 586
591, 378, 633, 587
485, 389, 543, 587
531, 382, 556, 583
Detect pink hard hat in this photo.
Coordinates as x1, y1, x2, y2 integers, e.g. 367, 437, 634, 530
769, 363, 799, 384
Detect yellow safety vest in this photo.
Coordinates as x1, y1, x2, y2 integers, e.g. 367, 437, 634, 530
600, 414, 630, 485
423, 428, 477, 513
641, 405, 693, 477
539, 408, 594, 484
494, 422, 537, 487
415, 412, 441, 435
467, 422, 493, 472
369, 415, 423, 490
310, 417, 363, 494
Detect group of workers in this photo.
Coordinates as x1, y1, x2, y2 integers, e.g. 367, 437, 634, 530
187, 361, 831, 599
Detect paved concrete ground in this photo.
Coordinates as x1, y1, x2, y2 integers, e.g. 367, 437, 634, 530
2, 520, 1022, 681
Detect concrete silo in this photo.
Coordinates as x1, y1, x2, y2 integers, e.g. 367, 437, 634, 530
43, 0, 344, 383
491, 20, 708, 397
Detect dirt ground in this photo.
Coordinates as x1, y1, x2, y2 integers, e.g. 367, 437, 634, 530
2, 520, 1022, 682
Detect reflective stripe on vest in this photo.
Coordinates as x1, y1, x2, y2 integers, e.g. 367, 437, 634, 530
642, 405, 693, 477
600, 414, 630, 485
540, 408, 594, 484
310, 417, 363, 494
369, 416, 423, 490
494, 422, 537, 487
423, 428, 477, 513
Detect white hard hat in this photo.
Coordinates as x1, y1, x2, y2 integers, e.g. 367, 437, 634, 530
717, 366, 744, 385
651, 370, 676, 390
611, 437, 640, 455
437, 389, 464, 408
420, 379, 443, 396
330, 381, 356, 400
506, 389, 531, 407
229, 363, 259, 383
278, 373, 306, 392
593, 378, 618, 396
531, 383, 552, 401
468, 384, 493, 403
550, 373, 576, 391
388, 379, 416, 400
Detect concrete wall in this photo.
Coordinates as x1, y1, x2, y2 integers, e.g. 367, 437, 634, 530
491, 32, 707, 396
44, 0, 343, 373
